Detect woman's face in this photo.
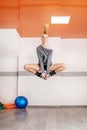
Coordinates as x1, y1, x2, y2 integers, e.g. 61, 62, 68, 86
41, 34, 48, 43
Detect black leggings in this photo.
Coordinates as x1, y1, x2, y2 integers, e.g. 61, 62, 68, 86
36, 64, 56, 77
43, 65, 47, 71
43, 64, 56, 76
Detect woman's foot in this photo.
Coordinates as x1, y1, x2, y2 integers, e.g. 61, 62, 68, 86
45, 74, 50, 79
41, 74, 50, 80
40, 73, 47, 80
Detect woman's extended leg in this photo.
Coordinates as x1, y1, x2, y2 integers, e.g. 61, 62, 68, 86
49, 63, 66, 76
24, 64, 42, 77
24, 64, 47, 79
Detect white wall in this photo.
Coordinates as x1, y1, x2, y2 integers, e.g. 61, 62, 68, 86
0, 29, 20, 103
62, 39, 87, 71
18, 37, 87, 106
0, 30, 87, 105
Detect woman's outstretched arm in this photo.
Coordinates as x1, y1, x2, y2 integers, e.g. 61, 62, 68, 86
46, 51, 53, 75
36, 47, 45, 73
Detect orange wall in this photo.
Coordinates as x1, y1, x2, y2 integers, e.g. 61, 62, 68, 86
0, 0, 87, 38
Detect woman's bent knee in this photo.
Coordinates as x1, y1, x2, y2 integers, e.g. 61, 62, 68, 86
62, 63, 66, 70
24, 64, 28, 70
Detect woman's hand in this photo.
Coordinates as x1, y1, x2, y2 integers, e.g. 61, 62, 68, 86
41, 73, 50, 80
41, 73, 47, 80
45, 74, 50, 79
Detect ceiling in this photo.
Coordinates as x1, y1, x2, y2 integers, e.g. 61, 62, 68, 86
0, 0, 87, 38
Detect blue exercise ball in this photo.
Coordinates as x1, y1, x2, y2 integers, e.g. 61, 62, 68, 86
15, 96, 28, 109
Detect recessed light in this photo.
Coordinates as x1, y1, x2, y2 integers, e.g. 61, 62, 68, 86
51, 16, 70, 24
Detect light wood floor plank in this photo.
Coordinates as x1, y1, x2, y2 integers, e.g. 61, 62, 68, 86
0, 107, 87, 130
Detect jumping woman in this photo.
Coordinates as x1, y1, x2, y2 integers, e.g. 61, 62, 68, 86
24, 23, 66, 80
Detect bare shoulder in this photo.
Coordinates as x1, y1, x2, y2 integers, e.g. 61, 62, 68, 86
48, 45, 53, 51
49, 46, 53, 50
42, 45, 53, 50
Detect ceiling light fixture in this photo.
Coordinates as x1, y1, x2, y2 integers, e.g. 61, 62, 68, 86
51, 16, 70, 24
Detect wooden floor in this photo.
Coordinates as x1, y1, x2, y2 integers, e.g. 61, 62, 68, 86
0, 106, 87, 130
